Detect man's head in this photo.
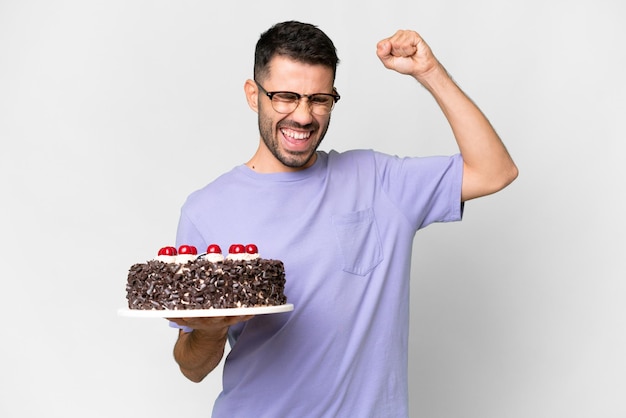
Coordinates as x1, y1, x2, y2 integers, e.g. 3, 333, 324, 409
245, 22, 341, 173
254, 21, 339, 84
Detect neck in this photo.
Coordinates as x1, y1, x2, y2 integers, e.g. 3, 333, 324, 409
246, 144, 318, 173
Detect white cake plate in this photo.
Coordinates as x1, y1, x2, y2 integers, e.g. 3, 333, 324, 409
118, 303, 294, 318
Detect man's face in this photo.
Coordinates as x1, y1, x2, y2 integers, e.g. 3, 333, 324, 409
256, 56, 334, 171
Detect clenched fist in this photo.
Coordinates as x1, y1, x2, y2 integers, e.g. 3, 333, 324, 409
376, 30, 442, 81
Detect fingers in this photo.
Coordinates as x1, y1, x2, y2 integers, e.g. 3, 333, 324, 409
376, 30, 422, 75
377, 30, 419, 60
391, 31, 419, 57
223, 315, 254, 326
168, 315, 254, 332
376, 29, 440, 79
376, 38, 392, 60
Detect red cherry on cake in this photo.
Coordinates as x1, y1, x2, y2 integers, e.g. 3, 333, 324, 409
245, 244, 258, 254
158, 246, 177, 256
228, 244, 246, 254
206, 244, 222, 254
178, 245, 198, 255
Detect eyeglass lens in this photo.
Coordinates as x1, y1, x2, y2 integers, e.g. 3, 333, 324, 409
271, 92, 335, 115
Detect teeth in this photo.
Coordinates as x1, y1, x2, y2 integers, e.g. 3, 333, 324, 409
281, 128, 311, 140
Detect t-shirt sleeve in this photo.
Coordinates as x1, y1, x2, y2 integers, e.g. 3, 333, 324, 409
374, 152, 464, 230
175, 209, 208, 250
169, 321, 193, 333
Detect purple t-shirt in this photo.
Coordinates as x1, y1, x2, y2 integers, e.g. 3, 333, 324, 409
175, 150, 463, 417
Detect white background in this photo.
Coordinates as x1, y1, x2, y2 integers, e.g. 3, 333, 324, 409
1, 0, 624, 417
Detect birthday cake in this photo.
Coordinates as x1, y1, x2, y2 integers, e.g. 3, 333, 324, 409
125, 244, 287, 310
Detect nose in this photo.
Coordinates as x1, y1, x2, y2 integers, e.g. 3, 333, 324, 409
289, 98, 315, 124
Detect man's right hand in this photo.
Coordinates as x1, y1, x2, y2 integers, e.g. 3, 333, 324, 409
169, 315, 254, 382
168, 315, 254, 336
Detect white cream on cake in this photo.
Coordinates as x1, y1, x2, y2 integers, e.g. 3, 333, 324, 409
198, 244, 225, 262
154, 244, 262, 264
226, 244, 260, 261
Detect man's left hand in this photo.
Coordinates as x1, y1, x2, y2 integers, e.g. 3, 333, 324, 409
376, 30, 442, 81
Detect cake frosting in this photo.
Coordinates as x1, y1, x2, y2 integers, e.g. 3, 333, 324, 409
126, 244, 287, 310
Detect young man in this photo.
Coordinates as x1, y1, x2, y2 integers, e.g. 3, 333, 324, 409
168, 21, 517, 417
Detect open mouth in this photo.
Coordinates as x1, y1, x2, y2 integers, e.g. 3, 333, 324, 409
280, 127, 312, 141
280, 127, 314, 151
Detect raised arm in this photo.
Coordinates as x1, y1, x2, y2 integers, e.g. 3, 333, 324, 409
169, 315, 252, 382
377, 30, 518, 201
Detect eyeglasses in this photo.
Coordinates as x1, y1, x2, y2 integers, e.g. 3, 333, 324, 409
255, 81, 340, 116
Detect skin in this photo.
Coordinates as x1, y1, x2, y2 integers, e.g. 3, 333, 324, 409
170, 30, 518, 383
168, 315, 253, 382
244, 55, 335, 173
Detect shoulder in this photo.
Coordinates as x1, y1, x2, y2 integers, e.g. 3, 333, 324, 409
326, 149, 411, 177
181, 167, 242, 210
326, 149, 376, 160
325, 149, 381, 170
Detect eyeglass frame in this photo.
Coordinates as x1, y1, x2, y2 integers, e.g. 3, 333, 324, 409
255, 81, 341, 116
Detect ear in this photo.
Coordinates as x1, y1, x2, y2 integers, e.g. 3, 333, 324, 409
244, 79, 259, 113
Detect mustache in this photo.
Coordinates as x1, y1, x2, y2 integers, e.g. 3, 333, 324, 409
278, 120, 318, 130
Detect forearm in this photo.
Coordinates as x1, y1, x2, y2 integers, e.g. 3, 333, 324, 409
417, 65, 518, 200
173, 328, 228, 383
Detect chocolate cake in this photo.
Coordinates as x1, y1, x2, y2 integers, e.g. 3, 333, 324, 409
125, 244, 287, 310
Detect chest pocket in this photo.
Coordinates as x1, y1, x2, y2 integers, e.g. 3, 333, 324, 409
332, 208, 383, 276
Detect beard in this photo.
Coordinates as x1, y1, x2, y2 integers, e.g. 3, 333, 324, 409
258, 109, 331, 169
